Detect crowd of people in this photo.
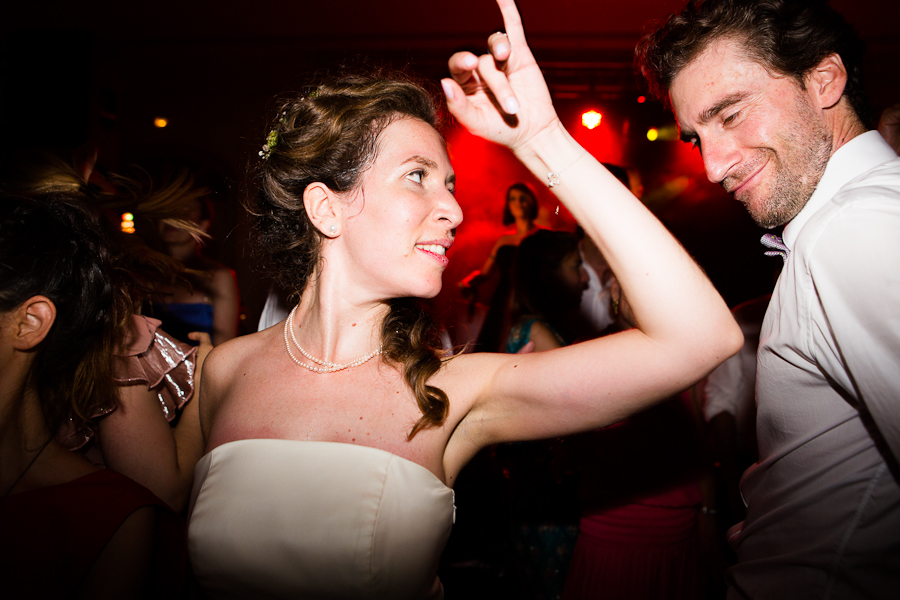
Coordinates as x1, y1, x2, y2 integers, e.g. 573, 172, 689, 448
2, 0, 900, 598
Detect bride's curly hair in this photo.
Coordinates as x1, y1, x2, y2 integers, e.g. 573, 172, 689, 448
250, 70, 452, 439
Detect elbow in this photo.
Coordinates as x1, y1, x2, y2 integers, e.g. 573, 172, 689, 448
723, 319, 744, 358
680, 312, 743, 380
708, 318, 744, 372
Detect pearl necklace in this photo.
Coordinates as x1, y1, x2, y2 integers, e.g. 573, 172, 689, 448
283, 305, 383, 374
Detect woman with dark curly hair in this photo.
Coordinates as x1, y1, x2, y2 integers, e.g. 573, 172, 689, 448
0, 194, 185, 597
187, 2, 741, 598
4, 151, 212, 513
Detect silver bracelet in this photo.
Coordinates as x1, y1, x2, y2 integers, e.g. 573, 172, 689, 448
547, 172, 562, 188
546, 152, 588, 189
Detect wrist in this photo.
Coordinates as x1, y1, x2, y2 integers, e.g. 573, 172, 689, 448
512, 122, 587, 186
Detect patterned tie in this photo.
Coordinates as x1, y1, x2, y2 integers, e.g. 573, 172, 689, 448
761, 233, 790, 264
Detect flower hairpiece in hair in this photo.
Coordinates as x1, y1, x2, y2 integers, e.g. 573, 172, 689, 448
259, 113, 288, 160
259, 129, 279, 160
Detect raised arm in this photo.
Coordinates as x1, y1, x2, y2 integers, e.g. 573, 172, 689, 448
442, 0, 742, 452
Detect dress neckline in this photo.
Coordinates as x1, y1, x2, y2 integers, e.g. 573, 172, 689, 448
204, 438, 451, 490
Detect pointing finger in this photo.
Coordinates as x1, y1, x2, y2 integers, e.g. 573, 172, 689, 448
495, 0, 527, 49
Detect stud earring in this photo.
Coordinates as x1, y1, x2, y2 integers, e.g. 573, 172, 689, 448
329, 224, 337, 234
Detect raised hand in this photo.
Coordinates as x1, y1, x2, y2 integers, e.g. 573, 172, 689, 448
441, 0, 560, 154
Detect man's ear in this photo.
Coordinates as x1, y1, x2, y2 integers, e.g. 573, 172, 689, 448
303, 182, 343, 238
806, 53, 848, 110
13, 296, 56, 351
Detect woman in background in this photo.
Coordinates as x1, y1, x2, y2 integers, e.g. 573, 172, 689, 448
0, 194, 184, 597
459, 182, 540, 352
153, 186, 240, 347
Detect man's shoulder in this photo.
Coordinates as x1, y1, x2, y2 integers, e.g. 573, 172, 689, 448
790, 158, 900, 274
801, 156, 900, 241
836, 155, 900, 200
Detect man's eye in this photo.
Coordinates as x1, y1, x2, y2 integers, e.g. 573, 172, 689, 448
407, 170, 425, 184
724, 112, 739, 125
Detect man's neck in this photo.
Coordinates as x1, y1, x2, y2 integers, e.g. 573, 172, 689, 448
827, 102, 868, 157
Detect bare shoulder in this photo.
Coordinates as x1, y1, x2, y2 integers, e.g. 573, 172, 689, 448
206, 263, 238, 295
210, 262, 237, 284
203, 335, 251, 383
206, 327, 282, 384
199, 329, 277, 428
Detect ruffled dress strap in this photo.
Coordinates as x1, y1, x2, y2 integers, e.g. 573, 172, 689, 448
58, 315, 197, 451
113, 314, 197, 419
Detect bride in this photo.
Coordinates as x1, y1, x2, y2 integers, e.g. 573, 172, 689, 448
187, 1, 742, 597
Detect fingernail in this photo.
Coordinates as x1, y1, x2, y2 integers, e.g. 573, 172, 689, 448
496, 43, 510, 56
441, 79, 454, 101
463, 55, 478, 69
505, 97, 520, 114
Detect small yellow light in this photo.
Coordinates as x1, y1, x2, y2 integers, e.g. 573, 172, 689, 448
581, 110, 602, 130
154, 117, 168, 128
647, 128, 659, 142
121, 212, 134, 221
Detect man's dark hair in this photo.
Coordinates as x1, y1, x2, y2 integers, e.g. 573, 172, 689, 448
635, 0, 872, 127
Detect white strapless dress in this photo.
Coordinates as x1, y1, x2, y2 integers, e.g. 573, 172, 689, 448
187, 439, 455, 599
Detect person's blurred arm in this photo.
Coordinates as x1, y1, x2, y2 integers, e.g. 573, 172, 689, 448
98, 333, 211, 511
210, 266, 239, 345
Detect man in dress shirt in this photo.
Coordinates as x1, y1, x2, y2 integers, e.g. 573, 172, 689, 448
636, 1, 900, 598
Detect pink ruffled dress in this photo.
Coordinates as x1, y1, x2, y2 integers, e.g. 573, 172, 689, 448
59, 315, 197, 455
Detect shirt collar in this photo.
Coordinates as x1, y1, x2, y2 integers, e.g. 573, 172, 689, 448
782, 131, 898, 249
